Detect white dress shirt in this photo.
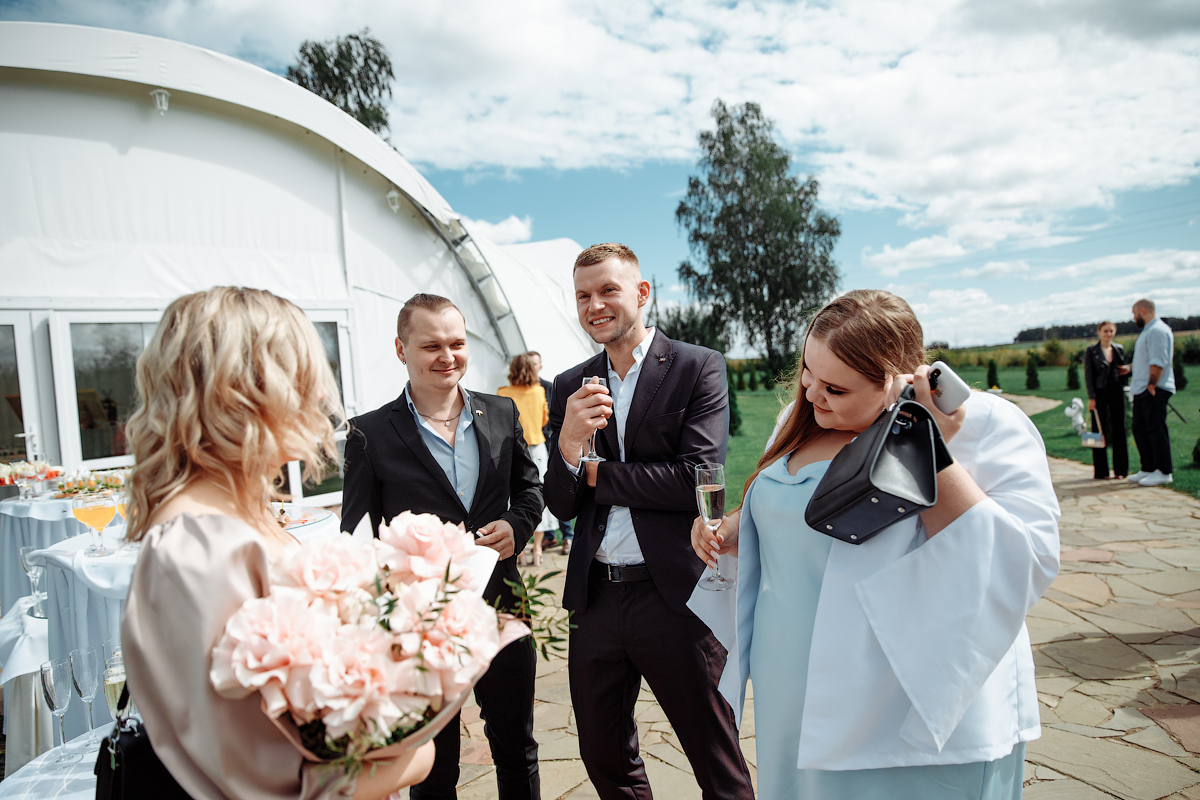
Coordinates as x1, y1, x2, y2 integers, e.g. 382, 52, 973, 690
568, 328, 656, 565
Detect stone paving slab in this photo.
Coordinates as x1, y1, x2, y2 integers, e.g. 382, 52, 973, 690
397, 454, 1200, 798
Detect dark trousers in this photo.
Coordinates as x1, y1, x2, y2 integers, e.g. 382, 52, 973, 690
1090, 390, 1129, 478
410, 638, 540, 800
1132, 389, 1174, 475
568, 566, 754, 800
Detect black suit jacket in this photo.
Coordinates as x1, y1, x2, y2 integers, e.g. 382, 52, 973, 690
340, 391, 544, 612
1085, 341, 1128, 399
539, 377, 554, 441
544, 331, 728, 616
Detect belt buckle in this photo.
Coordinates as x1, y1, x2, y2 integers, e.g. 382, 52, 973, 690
606, 564, 618, 582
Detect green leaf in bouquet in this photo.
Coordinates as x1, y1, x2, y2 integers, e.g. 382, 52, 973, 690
501, 570, 575, 660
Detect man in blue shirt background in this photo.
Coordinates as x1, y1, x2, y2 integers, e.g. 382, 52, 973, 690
1126, 298, 1176, 487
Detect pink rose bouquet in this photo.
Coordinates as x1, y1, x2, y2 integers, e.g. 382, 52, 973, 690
210, 512, 529, 772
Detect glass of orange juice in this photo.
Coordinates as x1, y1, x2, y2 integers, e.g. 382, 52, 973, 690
72, 493, 115, 557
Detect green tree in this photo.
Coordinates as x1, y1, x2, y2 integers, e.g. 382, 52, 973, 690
652, 304, 731, 353
987, 359, 1000, 390
1175, 348, 1189, 391
287, 28, 394, 136
736, 364, 746, 391
728, 384, 743, 437
1026, 356, 1040, 390
748, 363, 759, 391
1066, 361, 1080, 390
676, 100, 841, 380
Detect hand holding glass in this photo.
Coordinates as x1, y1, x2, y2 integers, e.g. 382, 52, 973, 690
73, 492, 115, 556
579, 377, 609, 463
40, 659, 82, 767
696, 463, 733, 591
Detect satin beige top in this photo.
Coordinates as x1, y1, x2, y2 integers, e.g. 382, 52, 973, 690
121, 514, 352, 800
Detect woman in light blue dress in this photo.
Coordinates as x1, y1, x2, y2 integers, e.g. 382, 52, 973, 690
690, 290, 1059, 799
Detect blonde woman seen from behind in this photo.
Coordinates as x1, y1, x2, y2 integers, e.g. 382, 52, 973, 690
121, 287, 434, 800
688, 290, 1060, 799
497, 353, 556, 566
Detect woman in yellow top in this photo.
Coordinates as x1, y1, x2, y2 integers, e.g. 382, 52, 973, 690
497, 353, 556, 565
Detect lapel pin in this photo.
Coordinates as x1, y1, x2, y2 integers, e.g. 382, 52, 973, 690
475, 409, 484, 416
658, 356, 666, 362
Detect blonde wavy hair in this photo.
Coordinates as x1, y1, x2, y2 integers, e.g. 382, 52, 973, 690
124, 287, 345, 541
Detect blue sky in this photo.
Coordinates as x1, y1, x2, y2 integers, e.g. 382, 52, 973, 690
5, 0, 1198, 348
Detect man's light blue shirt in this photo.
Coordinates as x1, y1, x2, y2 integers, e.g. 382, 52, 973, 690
405, 384, 479, 511
1131, 317, 1175, 395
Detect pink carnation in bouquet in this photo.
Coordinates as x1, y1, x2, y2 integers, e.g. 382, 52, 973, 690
209, 512, 529, 772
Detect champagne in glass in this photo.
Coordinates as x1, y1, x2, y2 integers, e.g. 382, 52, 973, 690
71, 647, 101, 742
579, 377, 609, 463
103, 665, 126, 719
40, 659, 82, 767
696, 463, 733, 591
73, 493, 115, 556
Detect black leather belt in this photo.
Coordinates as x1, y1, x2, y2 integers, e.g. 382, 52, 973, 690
592, 561, 652, 583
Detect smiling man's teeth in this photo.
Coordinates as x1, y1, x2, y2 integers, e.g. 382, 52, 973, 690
591, 317, 614, 326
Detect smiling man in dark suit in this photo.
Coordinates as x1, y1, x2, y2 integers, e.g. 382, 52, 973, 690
340, 293, 544, 800
544, 244, 753, 799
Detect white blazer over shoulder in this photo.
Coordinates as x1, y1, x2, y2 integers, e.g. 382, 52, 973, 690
688, 391, 1061, 770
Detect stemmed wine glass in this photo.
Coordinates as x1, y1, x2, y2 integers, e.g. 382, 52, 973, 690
580, 377, 609, 463
696, 463, 733, 591
34, 457, 49, 497
70, 647, 101, 743
18, 545, 47, 618
72, 492, 115, 556
40, 658, 82, 767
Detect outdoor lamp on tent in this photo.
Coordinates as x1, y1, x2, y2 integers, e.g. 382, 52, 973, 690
386, 187, 401, 213
149, 88, 170, 115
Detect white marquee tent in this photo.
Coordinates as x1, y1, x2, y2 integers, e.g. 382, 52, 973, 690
0, 22, 595, 503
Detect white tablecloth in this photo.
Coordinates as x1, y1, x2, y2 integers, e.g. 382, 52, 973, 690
0, 729, 100, 800
0, 497, 85, 615
0, 597, 53, 777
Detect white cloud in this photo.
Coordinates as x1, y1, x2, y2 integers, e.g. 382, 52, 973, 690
9, 0, 1199, 276
955, 260, 1030, 279
461, 214, 533, 245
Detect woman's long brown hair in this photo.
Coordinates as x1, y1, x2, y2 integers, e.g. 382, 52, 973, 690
742, 289, 926, 500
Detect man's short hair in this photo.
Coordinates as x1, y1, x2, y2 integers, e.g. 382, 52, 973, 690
525, 350, 541, 359
397, 293, 461, 341
1134, 298, 1156, 315
574, 243, 639, 272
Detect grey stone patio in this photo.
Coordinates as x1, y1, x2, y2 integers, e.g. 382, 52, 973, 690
407, 455, 1200, 799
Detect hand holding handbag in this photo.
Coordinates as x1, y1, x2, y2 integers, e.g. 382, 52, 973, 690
1081, 409, 1106, 449
94, 683, 192, 800
804, 385, 954, 545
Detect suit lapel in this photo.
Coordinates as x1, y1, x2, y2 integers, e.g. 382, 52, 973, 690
467, 395, 495, 519
387, 396, 466, 516
623, 331, 674, 450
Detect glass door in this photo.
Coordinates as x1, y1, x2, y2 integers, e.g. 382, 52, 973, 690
0, 313, 42, 464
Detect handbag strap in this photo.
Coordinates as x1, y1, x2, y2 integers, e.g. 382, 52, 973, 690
1090, 408, 1104, 437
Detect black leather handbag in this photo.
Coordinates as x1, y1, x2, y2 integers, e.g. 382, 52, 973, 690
95, 684, 192, 800
805, 386, 954, 545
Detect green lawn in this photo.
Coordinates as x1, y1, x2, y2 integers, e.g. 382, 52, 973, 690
725, 365, 1200, 502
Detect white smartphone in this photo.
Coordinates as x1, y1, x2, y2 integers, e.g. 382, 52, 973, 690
928, 361, 971, 414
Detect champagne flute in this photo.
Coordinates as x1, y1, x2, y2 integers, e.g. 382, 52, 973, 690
696, 463, 733, 591
34, 457, 48, 497
579, 377, 609, 463
71, 647, 101, 743
19, 545, 47, 618
73, 492, 115, 556
40, 659, 82, 767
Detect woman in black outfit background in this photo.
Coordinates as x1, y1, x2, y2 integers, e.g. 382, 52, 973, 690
1084, 321, 1129, 479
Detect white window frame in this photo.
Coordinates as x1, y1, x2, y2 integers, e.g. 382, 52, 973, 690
49, 310, 162, 470
0, 311, 43, 463
289, 309, 356, 508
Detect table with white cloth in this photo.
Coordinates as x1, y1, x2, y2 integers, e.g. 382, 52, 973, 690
0, 729, 101, 800
0, 497, 85, 616
0, 597, 53, 777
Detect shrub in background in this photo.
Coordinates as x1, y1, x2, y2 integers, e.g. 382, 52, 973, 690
987, 359, 1000, 390
1067, 361, 1080, 390
1026, 357, 1040, 390
728, 385, 743, 436
1175, 349, 1189, 392
748, 363, 759, 391
736, 364, 746, 391
1183, 335, 1200, 365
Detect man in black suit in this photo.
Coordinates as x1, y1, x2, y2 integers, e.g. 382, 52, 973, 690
544, 244, 753, 799
341, 293, 543, 800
